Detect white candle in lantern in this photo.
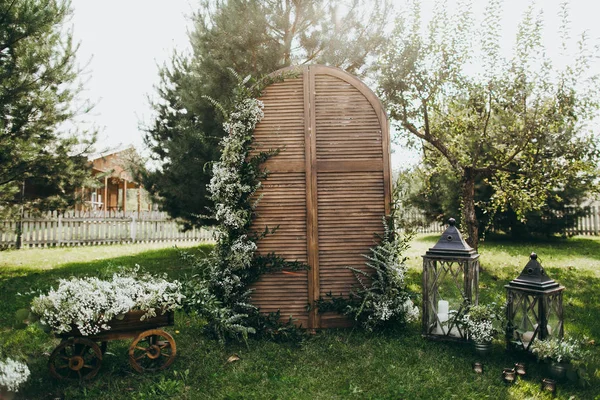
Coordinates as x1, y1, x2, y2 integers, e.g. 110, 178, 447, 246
438, 300, 449, 315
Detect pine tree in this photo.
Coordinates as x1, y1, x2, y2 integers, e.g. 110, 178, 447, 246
0, 0, 95, 219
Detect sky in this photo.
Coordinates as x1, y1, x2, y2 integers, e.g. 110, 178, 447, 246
69, 0, 600, 170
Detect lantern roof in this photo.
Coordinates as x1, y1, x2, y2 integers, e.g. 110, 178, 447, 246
505, 253, 563, 292
423, 218, 479, 260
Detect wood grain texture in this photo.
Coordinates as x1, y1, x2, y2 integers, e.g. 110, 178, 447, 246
249, 65, 390, 329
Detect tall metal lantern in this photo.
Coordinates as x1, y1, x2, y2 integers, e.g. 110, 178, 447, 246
422, 218, 479, 340
505, 253, 565, 351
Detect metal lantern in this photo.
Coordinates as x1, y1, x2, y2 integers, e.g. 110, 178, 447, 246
422, 218, 479, 340
505, 253, 565, 351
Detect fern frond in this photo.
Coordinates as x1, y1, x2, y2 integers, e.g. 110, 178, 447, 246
202, 94, 228, 119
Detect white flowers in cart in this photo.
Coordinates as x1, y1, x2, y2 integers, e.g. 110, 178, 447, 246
31, 268, 184, 336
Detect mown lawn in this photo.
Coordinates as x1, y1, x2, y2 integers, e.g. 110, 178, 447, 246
0, 235, 599, 399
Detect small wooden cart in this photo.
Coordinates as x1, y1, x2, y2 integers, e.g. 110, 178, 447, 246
48, 310, 176, 380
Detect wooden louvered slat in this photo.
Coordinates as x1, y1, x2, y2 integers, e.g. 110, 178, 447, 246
248, 65, 391, 329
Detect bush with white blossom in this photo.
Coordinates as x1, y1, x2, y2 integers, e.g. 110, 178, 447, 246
31, 269, 184, 336
0, 358, 30, 392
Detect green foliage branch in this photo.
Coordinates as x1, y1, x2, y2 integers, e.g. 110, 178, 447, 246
531, 336, 588, 364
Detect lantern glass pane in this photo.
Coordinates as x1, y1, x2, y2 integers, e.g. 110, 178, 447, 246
544, 293, 563, 339
426, 260, 467, 338
509, 291, 538, 349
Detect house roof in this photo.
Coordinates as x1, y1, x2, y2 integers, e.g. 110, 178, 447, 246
88, 145, 135, 162
89, 146, 139, 184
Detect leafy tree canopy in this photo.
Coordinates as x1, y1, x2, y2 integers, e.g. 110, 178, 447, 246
380, 0, 599, 248
0, 0, 95, 219
141, 0, 392, 229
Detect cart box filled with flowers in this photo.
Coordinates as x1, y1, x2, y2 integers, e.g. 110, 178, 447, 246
30, 269, 184, 380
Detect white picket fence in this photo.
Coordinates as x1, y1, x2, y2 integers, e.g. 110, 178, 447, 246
0, 210, 214, 249
401, 206, 600, 236
3, 206, 599, 249
400, 210, 446, 234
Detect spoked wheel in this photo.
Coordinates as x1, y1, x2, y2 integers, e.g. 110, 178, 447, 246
128, 329, 176, 373
48, 338, 103, 380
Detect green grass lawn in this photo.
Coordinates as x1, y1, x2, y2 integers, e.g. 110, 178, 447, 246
0, 236, 599, 399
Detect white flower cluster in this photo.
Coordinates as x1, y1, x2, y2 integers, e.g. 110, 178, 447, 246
0, 358, 30, 392
224, 98, 265, 139
31, 271, 184, 336
214, 203, 250, 230
373, 299, 394, 321
402, 298, 420, 323
228, 234, 258, 269
371, 297, 419, 323
464, 315, 495, 344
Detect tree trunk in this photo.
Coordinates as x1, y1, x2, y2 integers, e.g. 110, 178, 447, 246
461, 167, 479, 250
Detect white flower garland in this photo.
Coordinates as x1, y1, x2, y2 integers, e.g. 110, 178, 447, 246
0, 358, 30, 392
208, 97, 264, 254
31, 270, 184, 336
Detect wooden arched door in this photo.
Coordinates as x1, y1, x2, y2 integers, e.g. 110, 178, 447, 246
249, 65, 391, 329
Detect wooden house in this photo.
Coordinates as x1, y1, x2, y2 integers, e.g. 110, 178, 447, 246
249, 65, 391, 329
78, 147, 147, 212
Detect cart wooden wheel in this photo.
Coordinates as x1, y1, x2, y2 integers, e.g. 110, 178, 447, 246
48, 338, 103, 380
128, 329, 176, 373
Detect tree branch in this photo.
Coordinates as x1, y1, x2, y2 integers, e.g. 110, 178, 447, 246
402, 120, 460, 169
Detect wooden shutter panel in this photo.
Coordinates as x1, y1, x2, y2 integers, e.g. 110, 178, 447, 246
250, 76, 310, 327
250, 66, 391, 329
